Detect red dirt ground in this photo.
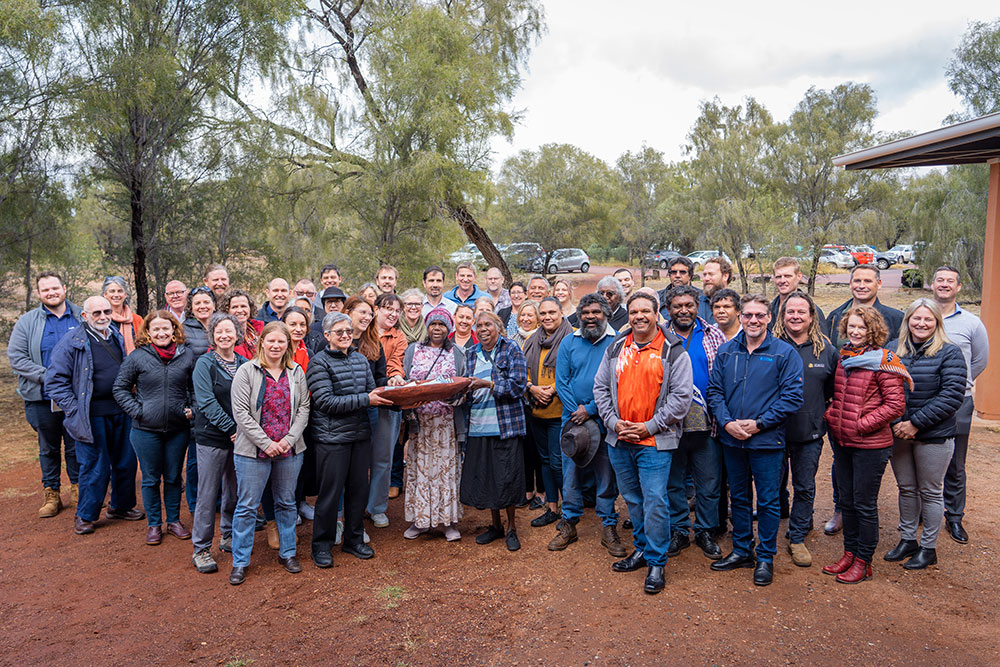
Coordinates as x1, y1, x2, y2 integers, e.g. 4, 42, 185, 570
2, 347, 999, 665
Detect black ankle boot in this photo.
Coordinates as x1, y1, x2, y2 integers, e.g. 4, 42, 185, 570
902, 547, 937, 570
883, 538, 919, 562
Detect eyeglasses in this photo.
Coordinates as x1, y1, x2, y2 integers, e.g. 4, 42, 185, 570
740, 312, 768, 321
294, 290, 317, 298
599, 291, 617, 298
165, 290, 187, 297
328, 328, 353, 337
403, 303, 422, 309
87, 309, 113, 316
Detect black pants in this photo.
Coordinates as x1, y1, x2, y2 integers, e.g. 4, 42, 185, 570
312, 440, 372, 553
786, 439, 823, 543
944, 395, 974, 522
833, 442, 891, 563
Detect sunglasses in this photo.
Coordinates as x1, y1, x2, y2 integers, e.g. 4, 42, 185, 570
328, 328, 354, 337
191, 286, 213, 295
88, 308, 113, 316
740, 312, 768, 321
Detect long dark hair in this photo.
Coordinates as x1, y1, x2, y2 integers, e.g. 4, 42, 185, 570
344, 296, 382, 361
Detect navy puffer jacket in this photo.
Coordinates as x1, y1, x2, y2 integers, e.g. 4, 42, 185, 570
306, 346, 375, 445
895, 339, 967, 441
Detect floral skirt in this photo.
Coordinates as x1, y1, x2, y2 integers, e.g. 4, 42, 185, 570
404, 413, 463, 528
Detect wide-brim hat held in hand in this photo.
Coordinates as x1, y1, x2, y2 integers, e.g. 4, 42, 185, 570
560, 418, 602, 468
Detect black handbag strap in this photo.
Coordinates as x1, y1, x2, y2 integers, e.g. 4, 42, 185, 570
90, 330, 123, 365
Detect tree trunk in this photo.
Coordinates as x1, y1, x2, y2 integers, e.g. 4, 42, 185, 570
130, 179, 150, 315
446, 202, 512, 286
23, 236, 32, 312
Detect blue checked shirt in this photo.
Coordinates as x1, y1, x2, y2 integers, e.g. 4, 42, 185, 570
465, 335, 527, 440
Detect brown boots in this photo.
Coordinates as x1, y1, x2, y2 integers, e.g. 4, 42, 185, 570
38, 487, 62, 518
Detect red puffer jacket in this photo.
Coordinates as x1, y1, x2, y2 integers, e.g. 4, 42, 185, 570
824, 363, 905, 449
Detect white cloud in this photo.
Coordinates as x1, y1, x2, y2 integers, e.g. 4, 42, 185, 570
491, 1, 998, 167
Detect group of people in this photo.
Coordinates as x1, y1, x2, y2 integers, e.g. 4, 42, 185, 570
7, 254, 987, 594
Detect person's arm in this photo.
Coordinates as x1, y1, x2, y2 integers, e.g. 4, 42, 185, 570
554, 341, 580, 410
7, 317, 45, 387
754, 349, 804, 430
970, 319, 990, 381
285, 366, 311, 444
43, 338, 78, 416
647, 347, 693, 435
230, 365, 273, 451
491, 342, 527, 400
193, 357, 236, 436
385, 334, 406, 380
908, 347, 968, 431
858, 373, 906, 433
112, 355, 143, 420
592, 351, 617, 434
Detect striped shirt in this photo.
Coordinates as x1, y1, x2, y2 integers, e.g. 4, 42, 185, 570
469, 349, 501, 437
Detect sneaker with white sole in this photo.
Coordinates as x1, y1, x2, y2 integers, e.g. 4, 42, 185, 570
444, 525, 461, 542
219, 536, 232, 553
298, 501, 315, 521
192, 548, 218, 573
404, 524, 428, 539
372, 513, 389, 528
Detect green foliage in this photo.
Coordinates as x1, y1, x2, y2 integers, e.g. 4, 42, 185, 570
615, 145, 674, 271
946, 19, 1000, 118
495, 143, 621, 257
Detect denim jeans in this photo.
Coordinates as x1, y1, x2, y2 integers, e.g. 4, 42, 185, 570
232, 451, 303, 566
368, 408, 401, 516
185, 432, 198, 514
786, 438, 822, 543
192, 444, 237, 552
75, 413, 136, 522
130, 428, 189, 527
562, 441, 618, 526
724, 445, 783, 562
667, 432, 721, 534
528, 416, 563, 504
24, 400, 78, 489
607, 444, 672, 566
833, 442, 891, 563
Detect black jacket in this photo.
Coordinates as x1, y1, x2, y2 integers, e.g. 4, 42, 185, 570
113, 344, 196, 433
824, 297, 903, 348
782, 337, 837, 442
182, 318, 210, 357
894, 339, 967, 441
497, 305, 513, 327
768, 297, 824, 333
192, 352, 247, 448
306, 347, 375, 445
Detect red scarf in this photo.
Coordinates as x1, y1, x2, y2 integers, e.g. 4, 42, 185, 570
154, 342, 177, 361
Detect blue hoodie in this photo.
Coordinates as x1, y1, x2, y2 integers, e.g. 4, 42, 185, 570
555, 323, 616, 429
444, 284, 488, 306
706, 330, 804, 450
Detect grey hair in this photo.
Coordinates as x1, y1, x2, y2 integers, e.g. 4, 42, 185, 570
322, 311, 352, 333
528, 274, 551, 289
595, 276, 625, 303
207, 312, 245, 347
400, 288, 424, 302
102, 276, 131, 303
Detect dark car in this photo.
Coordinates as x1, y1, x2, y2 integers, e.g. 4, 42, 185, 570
643, 248, 681, 269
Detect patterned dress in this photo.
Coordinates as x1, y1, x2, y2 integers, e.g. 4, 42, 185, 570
404, 344, 463, 528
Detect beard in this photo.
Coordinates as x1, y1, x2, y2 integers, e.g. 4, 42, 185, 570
580, 320, 605, 341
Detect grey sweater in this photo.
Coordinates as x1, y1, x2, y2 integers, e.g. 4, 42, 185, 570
942, 304, 989, 396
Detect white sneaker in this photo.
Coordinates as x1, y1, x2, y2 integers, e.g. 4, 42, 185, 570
444, 524, 461, 542
335, 520, 344, 545
298, 501, 315, 521
372, 513, 389, 528
404, 524, 428, 539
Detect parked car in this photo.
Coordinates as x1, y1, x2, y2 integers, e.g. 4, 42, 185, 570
847, 245, 875, 265
686, 250, 732, 270
643, 248, 682, 269
528, 248, 590, 274
817, 248, 855, 269
502, 242, 544, 270
823, 244, 869, 266
874, 251, 898, 271
889, 244, 915, 263
448, 243, 482, 265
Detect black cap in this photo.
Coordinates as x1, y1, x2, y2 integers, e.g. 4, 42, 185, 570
321, 286, 346, 301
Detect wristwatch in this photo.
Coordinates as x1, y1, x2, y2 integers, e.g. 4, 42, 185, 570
755, 419, 764, 432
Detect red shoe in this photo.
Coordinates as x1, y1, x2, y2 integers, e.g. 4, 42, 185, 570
836, 557, 872, 584
822, 550, 854, 575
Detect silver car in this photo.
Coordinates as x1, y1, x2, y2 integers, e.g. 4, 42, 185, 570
529, 248, 591, 274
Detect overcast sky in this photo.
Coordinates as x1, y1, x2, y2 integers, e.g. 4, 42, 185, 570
490, 1, 998, 169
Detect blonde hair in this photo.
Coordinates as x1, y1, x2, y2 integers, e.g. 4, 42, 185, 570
896, 298, 951, 358
255, 321, 296, 369
516, 299, 540, 327
772, 291, 829, 357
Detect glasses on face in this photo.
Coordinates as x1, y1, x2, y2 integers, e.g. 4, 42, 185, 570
329, 328, 353, 338
599, 290, 617, 298
381, 307, 401, 315
403, 302, 421, 309
294, 290, 317, 298
88, 309, 113, 317
165, 290, 186, 297
740, 312, 767, 321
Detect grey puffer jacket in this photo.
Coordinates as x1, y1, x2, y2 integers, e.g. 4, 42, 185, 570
112, 344, 196, 432
306, 346, 375, 445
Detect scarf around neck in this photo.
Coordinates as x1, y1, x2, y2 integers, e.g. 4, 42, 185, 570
154, 342, 177, 361
399, 316, 427, 344
523, 318, 573, 383
840, 344, 914, 390
112, 304, 137, 353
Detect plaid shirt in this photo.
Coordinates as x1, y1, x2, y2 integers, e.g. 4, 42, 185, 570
668, 317, 728, 373
465, 335, 527, 439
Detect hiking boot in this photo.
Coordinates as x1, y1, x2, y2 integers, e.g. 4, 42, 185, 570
547, 519, 578, 551
601, 524, 627, 557
38, 487, 62, 518
192, 549, 218, 574
266, 521, 280, 549
70, 483, 78, 506
788, 541, 812, 567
